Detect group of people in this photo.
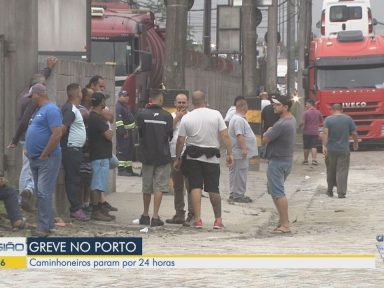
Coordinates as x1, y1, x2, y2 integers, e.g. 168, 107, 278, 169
1, 57, 359, 235
4, 57, 120, 236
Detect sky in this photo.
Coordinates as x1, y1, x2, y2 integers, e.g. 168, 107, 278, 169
188, 0, 384, 46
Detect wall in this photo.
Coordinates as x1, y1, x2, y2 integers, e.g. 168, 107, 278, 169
185, 67, 242, 116
38, 59, 116, 217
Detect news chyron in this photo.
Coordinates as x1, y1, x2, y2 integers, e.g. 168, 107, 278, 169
0, 237, 153, 269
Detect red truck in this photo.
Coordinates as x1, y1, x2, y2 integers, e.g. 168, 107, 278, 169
304, 30, 384, 145
91, 2, 164, 110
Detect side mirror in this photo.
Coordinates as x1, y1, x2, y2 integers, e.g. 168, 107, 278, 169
372, 18, 378, 26
141, 52, 152, 72
316, 21, 321, 29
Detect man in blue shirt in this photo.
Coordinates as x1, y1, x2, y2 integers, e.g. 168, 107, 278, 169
25, 83, 62, 237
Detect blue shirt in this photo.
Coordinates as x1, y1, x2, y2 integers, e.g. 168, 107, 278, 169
26, 102, 63, 157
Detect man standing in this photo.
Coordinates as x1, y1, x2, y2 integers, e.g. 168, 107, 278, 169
300, 99, 323, 165
322, 104, 358, 198
25, 83, 63, 236
260, 92, 271, 111
136, 91, 173, 227
87, 92, 115, 221
263, 95, 296, 234
166, 93, 193, 225
8, 56, 58, 212
228, 96, 258, 203
61, 83, 88, 221
115, 90, 137, 176
174, 91, 233, 229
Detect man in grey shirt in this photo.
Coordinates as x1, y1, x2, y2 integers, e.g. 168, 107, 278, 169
228, 96, 258, 203
263, 95, 296, 234
322, 104, 358, 198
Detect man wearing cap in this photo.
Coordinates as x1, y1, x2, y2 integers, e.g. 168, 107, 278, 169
115, 90, 137, 176
263, 95, 296, 234
87, 92, 115, 221
25, 83, 63, 237
8, 56, 58, 212
61, 83, 89, 221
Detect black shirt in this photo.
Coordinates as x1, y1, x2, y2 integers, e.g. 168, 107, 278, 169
87, 111, 112, 161
261, 104, 280, 133
136, 104, 173, 166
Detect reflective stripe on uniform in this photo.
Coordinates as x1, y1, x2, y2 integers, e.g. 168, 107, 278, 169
124, 123, 136, 130
116, 120, 124, 127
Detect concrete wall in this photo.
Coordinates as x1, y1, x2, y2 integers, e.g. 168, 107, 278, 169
185, 67, 242, 116
38, 59, 116, 217
0, 0, 38, 182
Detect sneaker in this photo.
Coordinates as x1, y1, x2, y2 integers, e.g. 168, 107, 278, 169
338, 194, 346, 199
151, 217, 164, 227
312, 160, 319, 166
100, 201, 118, 212
192, 219, 203, 229
139, 215, 150, 225
326, 190, 334, 197
232, 196, 253, 203
20, 189, 34, 212
91, 209, 114, 222
213, 220, 224, 229
83, 204, 92, 215
183, 213, 194, 227
70, 209, 91, 221
302, 160, 309, 165
165, 215, 185, 224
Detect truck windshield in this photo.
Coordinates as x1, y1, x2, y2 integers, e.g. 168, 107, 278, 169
330, 6, 362, 22
91, 38, 139, 76
317, 66, 384, 90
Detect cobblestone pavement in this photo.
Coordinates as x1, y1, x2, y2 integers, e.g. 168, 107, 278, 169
1, 150, 384, 287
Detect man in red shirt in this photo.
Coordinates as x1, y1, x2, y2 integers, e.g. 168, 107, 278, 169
300, 99, 323, 165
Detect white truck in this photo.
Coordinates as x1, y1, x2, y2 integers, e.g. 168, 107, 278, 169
319, 0, 376, 37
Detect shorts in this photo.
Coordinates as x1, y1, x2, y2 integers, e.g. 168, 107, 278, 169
267, 160, 292, 198
90, 159, 109, 192
184, 159, 220, 193
303, 134, 319, 149
142, 164, 171, 194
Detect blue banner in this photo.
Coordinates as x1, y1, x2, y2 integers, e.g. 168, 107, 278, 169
27, 237, 142, 255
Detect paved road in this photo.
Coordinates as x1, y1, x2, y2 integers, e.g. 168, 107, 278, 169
1, 149, 384, 287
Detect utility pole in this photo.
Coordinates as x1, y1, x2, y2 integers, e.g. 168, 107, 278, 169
203, 0, 211, 56
163, 0, 189, 89
241, 0, 257, 98
297, 0, 308, 118
287, 0, 296, 96
266, 0, 278, 95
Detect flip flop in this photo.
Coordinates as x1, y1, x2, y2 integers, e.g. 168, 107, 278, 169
271, 227, 291, 234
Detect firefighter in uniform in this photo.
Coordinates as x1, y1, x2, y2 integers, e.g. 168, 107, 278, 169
115, 90, 137, 176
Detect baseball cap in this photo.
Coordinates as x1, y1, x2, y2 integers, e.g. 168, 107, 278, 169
118, 90, 128, 97
27, 83, 47, 98
91, 92, 106, 106
271, 95, 292, 106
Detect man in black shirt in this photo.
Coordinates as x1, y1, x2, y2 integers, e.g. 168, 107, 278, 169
87, 92, 115, 221
136, 91, 173, 227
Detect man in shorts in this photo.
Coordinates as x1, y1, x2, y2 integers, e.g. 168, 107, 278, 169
300, 99, 322, 165
263, 95, 296, 234
174, 91, 233, 229
87, 92, 115, 221
136, 91, 173, 227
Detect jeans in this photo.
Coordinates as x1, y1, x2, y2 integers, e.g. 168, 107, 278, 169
19, 141, 34, 194
0, 185, 23, 224
30, 153, 61, 231
62, 147, 83, 212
